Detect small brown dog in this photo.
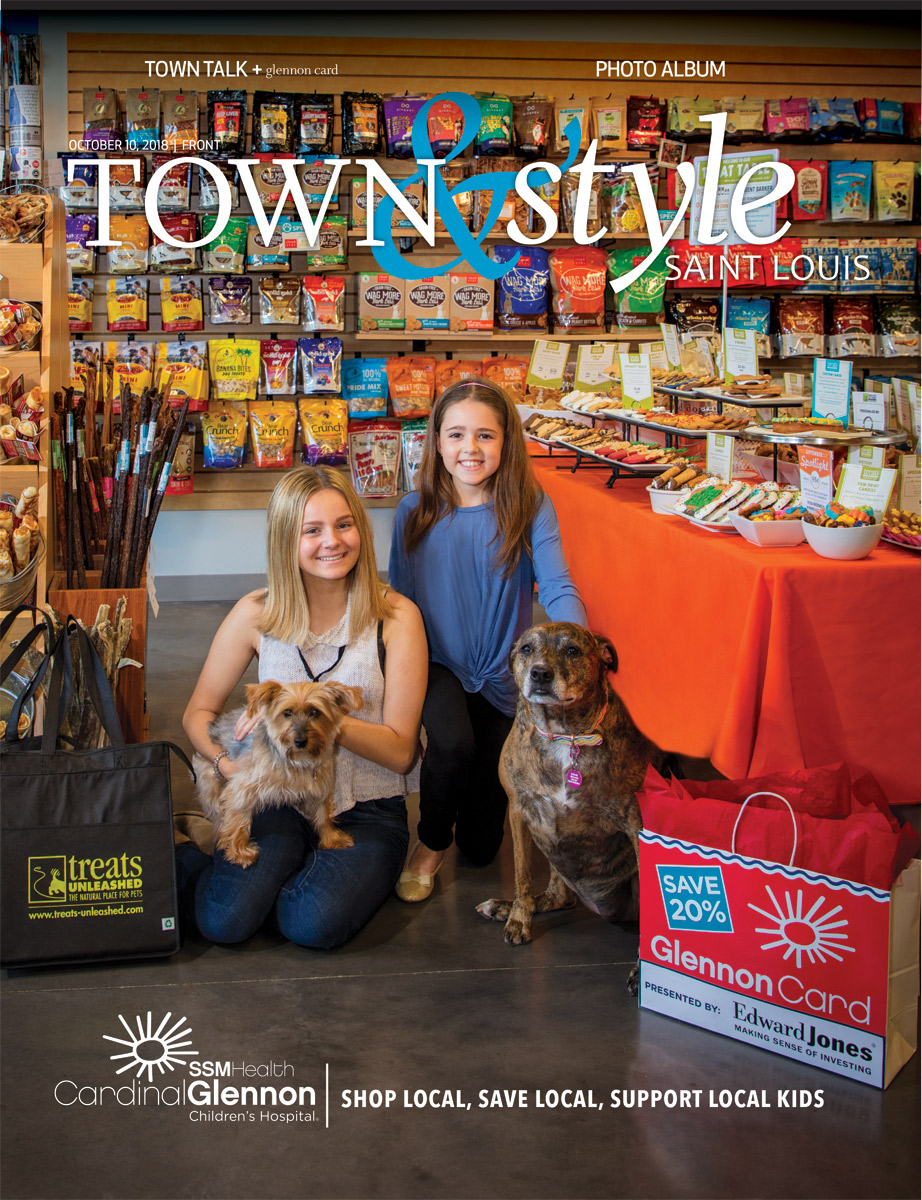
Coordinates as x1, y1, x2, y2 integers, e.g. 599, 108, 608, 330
195, 680, 363, 868
477, 623, 671, 993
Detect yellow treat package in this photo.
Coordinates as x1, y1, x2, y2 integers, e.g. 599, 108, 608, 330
208, 338, 260, 402
249, 401, 298, 469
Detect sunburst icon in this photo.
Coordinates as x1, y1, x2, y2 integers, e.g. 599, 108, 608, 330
748, 885, 856, 968
102, 1012, 199, 1081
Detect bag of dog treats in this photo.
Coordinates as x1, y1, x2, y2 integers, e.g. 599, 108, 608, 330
252, 153, 296, 211
513, 97, 554, 159
201, 214, 248, 274
247, 219, 290, 272
385, 357, 435, 419
252, 91, 296, 154
877, 299, 920, 357
830, 297, 876, 357
155, 341, 209, 410
607, 246, 668, 328
298, 397, 348, 467
434, 358, 484, 395
837, 239, 877, 294
160, 277, 203, 332
65, 215, 97, 275
342, 358, 389, 419
69, 341, 101, 395
249, 401, 298, 469
199, 157, 239, 210
59, 153, 97, 209
528, 173, 560, 238
208, 89, 247, 155
474, 93, 513, 156
348, 419, 401, 498
208, 277, 252, 326
259, 277, 301, 326
626, 96, 665, 149
305, 215, 348, 272
873, 161, 915, 222
401, 420, 428, 492
164, 423, 196, 495
666, 297, 721, 337
765, 98, 810, 140
125, 87, 160, 150
878, 239, 917, 293
162, 90, 199, 151
777, 296, 825, 358
405, 276, 450, 332
82, 87, 121, 151
725, 297, 773, 358
785, 161, 828, 220
857, 99, 903, 139
260, 338, 299, 395
604, 170, 648, 235
428, 97, 465, 158
106, 278, 148, 332
590, 96, 626, 155
299, 337, 342, 394
492, 244, 549, 330
296, 94, 334, 155
561, 169, 604, 237
108, 157, 145, 210
107, 215, 148, 274
209, 338, 261, 402
68, 280, 94, 334
828, 161, 872, 222
302, 276, 345, 333
480, 356, 529, 392
472, 158, 525, 234
553, 97, 590, 154
151, 154, 192, 210
105, 342, 155, 409
667, 97, 713, 141
720, 96, 765, 143
548, 247, 607, 330
794, 239, 840, 294
202, 407, 247, 469
151, 213, 198, 274
433, 164, 473, 232
384, 94, 427, 158
299, 159, 342, 209
341, 91, 385, 155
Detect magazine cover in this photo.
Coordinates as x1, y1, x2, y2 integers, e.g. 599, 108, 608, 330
0, 2, 919, 1197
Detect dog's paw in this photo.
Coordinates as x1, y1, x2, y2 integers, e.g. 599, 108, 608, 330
503, 917, 533, 946
626, 963, 639, 997
476, 898, 511, 923
225, 841, 260, 869
320, 829, 354, 851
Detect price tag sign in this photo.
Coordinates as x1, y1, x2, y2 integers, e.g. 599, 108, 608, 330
834, 463, 898, 519
661, 323, 682, 369
851, 392, 888, 431
527, 339, 570, 389
574, 343, 617, 392
695, 337, 716, 377
723, 327, 759, 387
898, 455, 921, 515
847, 444, 886, 469
641, 340, 669, 372
618, 353, 654, 409
908, 383, 921, 450
797, 446, 835, 509
706, 431, 734, 481
812, 359, 853, 422
783, 372, 806, 397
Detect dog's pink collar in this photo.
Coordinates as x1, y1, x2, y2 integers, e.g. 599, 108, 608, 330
531, 701, 608, 751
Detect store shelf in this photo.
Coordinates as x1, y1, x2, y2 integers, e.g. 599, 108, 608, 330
355, 329, 665, 343
161, 459, 405, 511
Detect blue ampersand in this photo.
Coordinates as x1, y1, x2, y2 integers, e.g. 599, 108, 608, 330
366, 92, 582, 281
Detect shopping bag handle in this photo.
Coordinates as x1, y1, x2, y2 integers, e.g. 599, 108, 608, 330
41, 619, 125, 752
731, 791, 798, 868
0, 604, 55, 647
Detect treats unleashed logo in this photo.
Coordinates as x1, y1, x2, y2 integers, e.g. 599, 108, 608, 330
66, 95, 798, 289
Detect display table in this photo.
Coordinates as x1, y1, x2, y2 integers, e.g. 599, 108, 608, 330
532, 457, 921, 808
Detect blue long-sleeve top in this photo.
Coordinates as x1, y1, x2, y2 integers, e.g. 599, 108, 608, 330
388, 491, 587, 716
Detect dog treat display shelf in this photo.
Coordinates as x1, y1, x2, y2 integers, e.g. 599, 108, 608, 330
741, 422, 910, 481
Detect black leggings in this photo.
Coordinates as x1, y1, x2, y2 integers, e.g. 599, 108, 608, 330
418, 662, 514, 866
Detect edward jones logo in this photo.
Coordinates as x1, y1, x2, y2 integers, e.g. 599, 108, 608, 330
28, 853, 144, 905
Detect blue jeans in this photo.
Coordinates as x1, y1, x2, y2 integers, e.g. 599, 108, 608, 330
176, 796, 409, 949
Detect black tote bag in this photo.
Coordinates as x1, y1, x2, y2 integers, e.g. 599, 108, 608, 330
1, 618, 192, 969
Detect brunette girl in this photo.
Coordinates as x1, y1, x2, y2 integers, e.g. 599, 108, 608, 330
180, 466, 427, 947
388, 379, 586, 901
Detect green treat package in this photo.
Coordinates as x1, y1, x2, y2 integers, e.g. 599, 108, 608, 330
607, 246, 669, 328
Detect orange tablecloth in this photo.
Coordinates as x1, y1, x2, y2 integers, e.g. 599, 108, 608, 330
532, 456, 921, 807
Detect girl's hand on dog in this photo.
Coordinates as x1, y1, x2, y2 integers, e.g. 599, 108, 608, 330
233, 711, 261, 741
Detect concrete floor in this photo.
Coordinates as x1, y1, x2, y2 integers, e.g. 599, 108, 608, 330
2, 602, 919, 1200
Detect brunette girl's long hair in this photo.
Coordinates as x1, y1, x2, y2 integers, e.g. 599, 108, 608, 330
402, 379, 541, 577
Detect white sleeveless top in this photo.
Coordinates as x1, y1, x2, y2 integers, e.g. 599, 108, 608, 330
258, 591, 420, 814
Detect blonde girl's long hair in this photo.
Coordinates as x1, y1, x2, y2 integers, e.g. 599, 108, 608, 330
258, 466, 392, 644
402, 379, 541, 577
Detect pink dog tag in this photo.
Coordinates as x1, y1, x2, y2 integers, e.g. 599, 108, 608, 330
566, 768, 582, 788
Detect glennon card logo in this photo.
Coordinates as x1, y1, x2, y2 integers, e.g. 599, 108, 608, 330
748, 885, 855, 969
103, 1012, 199, 1081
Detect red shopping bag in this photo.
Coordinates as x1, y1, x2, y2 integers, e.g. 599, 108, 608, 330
636, 765, 920, 1089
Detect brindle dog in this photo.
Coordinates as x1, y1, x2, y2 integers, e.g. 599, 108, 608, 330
477, 622, 670, 994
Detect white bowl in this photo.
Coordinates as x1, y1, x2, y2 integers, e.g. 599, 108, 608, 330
646, 484, 687, 515
801, 520, 883, 561
730, 513, 806, 547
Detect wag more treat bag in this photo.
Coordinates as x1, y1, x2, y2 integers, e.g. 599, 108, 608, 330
359, 273, 404, 331
404, 276, 450, 332
492, 245, 549, 330
449, 272, 494, 332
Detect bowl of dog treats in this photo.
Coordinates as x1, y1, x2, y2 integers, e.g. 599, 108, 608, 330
0, 301, 41, 354
801, 504, 883, 561
0, 187, 48, 244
